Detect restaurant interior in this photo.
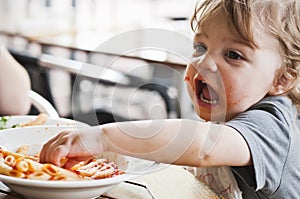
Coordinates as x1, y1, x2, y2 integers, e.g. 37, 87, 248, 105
0, 0, 199, 125
0, 1, 224, 198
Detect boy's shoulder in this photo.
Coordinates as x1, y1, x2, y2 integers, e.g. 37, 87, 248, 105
248, 96, 295, 119
253, 95, 292, 108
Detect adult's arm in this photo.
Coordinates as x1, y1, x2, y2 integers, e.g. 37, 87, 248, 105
0, 45, 31, 115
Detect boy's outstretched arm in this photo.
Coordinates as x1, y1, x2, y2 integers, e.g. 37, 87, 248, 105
40, 119, 251, 168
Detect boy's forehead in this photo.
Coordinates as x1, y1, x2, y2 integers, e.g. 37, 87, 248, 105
195, 14, 257, 50
195, 11, 280, 52
196, 11, 234, 38
196, 8, 259, 48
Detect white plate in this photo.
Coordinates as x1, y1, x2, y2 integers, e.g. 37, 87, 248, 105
1, 115, 89, 129
0, 126, 161, 199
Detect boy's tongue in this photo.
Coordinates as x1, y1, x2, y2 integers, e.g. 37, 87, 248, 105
202, 84, 218, 101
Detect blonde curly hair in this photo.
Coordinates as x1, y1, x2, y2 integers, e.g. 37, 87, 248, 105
191, 0, 300, 109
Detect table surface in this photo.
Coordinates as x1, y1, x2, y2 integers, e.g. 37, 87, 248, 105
0, 165, 220, 199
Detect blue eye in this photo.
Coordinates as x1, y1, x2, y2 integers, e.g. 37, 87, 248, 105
226, 51, 243, 60
193, 43, 206, 56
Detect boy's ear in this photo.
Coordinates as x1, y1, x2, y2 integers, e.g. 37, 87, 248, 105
268, 68, 296, 96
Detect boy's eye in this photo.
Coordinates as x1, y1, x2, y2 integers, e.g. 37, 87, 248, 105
193, 43, 206, 55
225, 51, 243, 60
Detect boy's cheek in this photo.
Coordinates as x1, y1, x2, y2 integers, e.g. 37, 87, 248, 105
185, 63, 200, 104
185, 79, 195, 102
185, 64, 196, 87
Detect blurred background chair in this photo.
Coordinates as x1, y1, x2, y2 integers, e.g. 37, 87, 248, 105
10, 50, 181, 126
73, 81, 180, 125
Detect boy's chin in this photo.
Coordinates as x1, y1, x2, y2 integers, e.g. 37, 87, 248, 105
196, 108, 228, 122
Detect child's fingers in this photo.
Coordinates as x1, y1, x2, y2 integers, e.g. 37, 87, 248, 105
40, 132, 73, 165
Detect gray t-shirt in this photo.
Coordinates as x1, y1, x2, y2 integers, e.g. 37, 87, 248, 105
226, 96, 300, 199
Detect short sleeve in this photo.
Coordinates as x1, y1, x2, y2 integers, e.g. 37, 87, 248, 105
226, 97, 293, 195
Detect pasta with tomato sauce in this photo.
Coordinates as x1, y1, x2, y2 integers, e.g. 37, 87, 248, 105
0, 147, 125, 181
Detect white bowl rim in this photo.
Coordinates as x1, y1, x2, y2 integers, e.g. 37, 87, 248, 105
0, 173, 139, 188
1, 115, 89, 129
0, 125, 161, 190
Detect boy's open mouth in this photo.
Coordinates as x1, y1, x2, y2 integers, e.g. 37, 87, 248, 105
195, 79, 219, 105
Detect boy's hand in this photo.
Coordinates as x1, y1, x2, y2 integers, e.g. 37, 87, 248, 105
40, 126, 106, 169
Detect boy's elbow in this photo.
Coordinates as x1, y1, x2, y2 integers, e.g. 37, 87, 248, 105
196, 153, 214, 167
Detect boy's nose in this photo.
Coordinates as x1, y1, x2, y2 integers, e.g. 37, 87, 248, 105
194, 54, 218, 73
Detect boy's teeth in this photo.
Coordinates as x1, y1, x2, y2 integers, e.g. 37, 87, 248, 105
200, 93, 217, 104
